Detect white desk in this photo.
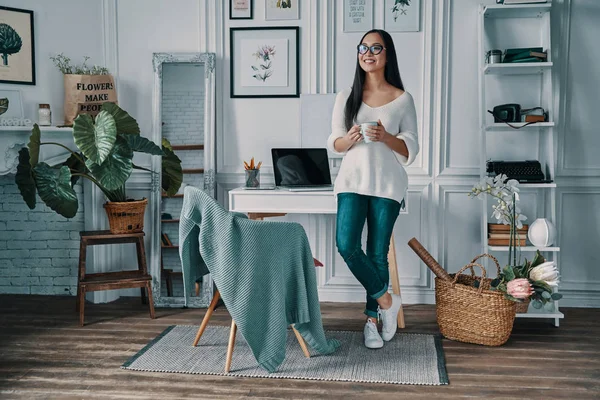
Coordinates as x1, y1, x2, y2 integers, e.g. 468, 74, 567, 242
228, 187, 405, 328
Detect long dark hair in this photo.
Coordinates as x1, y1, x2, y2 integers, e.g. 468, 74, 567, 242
344, 29, 404, 131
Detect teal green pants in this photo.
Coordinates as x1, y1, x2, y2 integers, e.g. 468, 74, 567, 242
335, 192, 403, 319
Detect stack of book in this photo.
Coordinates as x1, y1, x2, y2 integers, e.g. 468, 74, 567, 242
503, 47, 547, 63
488, 223, 529, 246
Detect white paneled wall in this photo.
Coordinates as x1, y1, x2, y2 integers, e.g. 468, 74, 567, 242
2, 0, 597, 306
107, 0, 600, 307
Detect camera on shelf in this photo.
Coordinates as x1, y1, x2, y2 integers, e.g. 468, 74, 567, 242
488, 103, 548, 125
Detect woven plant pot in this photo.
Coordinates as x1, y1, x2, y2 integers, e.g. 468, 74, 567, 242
515, 298, 531, 313
103, 198, 148, 234
435, 254, 516, 346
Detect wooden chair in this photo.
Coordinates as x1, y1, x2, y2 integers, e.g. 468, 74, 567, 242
193, 257, 323, 373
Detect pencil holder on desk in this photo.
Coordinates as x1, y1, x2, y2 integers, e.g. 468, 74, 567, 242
245, 169, 260, 187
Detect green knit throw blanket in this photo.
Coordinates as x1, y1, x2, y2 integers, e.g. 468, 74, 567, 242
179, 186, 340, 372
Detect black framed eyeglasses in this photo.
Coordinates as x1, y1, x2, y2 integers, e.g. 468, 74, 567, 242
357, 44, 385, 55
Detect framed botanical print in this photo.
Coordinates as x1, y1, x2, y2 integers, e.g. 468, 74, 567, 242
265, 0, 299, 21
230, 0, 253, 20
0, 6, 35, 85
384, 0, 420, 32
230, 27, 299, 98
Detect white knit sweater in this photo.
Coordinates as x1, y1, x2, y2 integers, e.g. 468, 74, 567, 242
326, 88, 419, 205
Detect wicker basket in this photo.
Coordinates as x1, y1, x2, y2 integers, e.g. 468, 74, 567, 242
515, 298, 531, 313
103, 198, 148, 234
435, 253, 516, 346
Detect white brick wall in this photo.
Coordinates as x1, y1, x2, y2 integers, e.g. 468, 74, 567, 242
0, 175, 85, 295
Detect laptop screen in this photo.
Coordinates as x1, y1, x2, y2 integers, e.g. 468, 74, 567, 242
272, 148, 332, 186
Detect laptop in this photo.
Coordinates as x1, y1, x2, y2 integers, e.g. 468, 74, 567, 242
271, 148, 334, 191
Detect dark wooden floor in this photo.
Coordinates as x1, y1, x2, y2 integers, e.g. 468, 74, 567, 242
0, 295, 598, 399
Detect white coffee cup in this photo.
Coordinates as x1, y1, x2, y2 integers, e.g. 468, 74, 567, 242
360, 121, 378, 143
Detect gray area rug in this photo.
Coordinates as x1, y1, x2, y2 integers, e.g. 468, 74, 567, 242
122, 325, 448, 385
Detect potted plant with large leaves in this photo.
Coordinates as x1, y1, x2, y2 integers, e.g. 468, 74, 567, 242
15, 102, 182, 234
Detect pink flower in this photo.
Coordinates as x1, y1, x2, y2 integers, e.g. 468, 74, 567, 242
506, 278, 533, 299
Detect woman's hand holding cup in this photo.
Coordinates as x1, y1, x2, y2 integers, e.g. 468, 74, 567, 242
362, 120, 390, 143
345, 124, 363, 145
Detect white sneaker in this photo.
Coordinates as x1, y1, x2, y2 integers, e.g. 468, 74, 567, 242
379, 294, 402, 341
363, 319, 384, 349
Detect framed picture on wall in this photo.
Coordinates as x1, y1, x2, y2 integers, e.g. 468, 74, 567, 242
0, 6, 36, 85
230, 0, 253, 20
384, 0, 420, 32
343, 0, 373, 33
0, 89, 24, 118
230, 27, 299, 98
265, 0, 299, 20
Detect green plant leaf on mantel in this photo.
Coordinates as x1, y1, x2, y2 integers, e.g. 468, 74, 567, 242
132, 163, 153, 173
73, 111, 117, 165
101, 102, 140, 135
27, 124, 41, 167
121, 134, 164, 156
15, 147, 37, 209
33, 163, 78, 218
161, 140, 182, 197
85, 137, 133, 191
62, 152, 87, 186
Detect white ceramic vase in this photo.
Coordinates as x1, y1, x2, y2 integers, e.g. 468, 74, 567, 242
528, 218, 556, 247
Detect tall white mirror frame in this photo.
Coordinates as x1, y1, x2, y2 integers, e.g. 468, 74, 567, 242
150, 52, 216, 308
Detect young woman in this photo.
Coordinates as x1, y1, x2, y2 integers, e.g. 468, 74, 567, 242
326, 29, 419, 349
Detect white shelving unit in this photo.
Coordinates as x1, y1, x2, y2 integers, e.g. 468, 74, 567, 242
478, 2, 563, 327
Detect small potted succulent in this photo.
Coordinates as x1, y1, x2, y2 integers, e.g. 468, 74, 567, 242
15, 102, 182, 234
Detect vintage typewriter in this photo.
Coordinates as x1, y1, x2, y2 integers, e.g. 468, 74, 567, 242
486, 160, 553, 183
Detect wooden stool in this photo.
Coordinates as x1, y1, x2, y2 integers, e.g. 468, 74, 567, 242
388, 236, 405, 328
76, 230, 155, 326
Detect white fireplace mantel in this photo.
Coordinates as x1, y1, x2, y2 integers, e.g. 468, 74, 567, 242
0, 126, 76, 176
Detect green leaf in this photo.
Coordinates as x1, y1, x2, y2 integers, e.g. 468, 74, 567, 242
503, 265, 516, 281
542, 291, 551, 299
121, 134, 164, 156
532, 280, 553, 293
530, 250, 545, 269
33, 163, 78, 218
161, 144, 182, 196
85, 137, 133, 191
62, 153, 87, 186
551, 293, 563, 301
161, 137, 173, 152
73, 111, 117, 165
101, 102, 140, 135
532, 299, 543, 309
15, 148, 36, 209
132, 163, 153, 173
504, 293, 519, 302
104, 186, 127, 202
28, 124, 41, 167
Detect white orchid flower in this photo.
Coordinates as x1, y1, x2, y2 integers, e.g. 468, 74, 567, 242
494, 174, 508, 185
529, 261, 560, 286
514, 213, 527, 229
